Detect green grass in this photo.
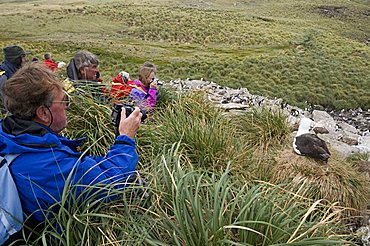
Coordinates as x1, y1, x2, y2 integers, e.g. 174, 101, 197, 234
24, 143, 352, 245
5, 88, 367, 245
1, 0, 369, 244
61, 84, 115, 156
0, 0, 369, 109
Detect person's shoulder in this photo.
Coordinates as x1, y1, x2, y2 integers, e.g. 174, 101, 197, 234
133, 79, 141, 85
44, 59, 57, 66
0, 69, 7, 82
0, 63, 8, 75
130, 86, 139, 93
130, 86, 145, 93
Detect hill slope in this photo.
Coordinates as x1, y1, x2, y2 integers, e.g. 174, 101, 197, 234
0, 0, 369, 109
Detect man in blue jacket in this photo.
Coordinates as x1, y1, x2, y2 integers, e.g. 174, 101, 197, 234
0, 63, 141, 225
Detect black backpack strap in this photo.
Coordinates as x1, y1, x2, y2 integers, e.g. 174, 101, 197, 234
0, 156, 7, 168
4, 154, 20, 168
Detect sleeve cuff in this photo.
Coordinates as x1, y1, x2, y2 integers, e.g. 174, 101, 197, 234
114, 134, 136, 146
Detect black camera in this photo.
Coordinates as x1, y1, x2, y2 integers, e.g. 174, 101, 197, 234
150, 78, 163, 86
112, 103, 147, 127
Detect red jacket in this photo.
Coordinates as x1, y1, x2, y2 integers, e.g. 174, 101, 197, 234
110, 73, 133, 100
43, 59, 58, 72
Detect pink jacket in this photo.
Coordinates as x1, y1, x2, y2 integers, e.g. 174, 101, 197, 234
129, 79, 157, 110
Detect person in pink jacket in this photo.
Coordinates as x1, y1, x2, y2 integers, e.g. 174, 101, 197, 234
129, 62, 158, 111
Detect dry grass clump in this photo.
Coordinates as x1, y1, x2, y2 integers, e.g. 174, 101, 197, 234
348, 153, 370, 179
271, 149, 370, 214
353, 160, 370, 179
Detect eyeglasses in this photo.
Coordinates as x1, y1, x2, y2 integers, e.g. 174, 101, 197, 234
51, 91, 71, 108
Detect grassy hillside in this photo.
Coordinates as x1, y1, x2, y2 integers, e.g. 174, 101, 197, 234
0, 0, 369, 109
0, 1, 369, 244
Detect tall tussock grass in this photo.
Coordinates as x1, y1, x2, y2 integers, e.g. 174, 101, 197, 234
152, 145, 348, 245
9, 89, 365, 244
139, 91, 291, 176
233, 107, 290, 149
272, 149, 370, 216
232, 107, 291, 180
138, 91, 249, 171
24, 143, 350, 245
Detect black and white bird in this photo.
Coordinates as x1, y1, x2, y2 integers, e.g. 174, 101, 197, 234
293, 117, 331, 162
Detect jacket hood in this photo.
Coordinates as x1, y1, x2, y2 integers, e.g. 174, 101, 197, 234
2, 115, 49, 136
66, 58, 81, 80
0, 116, 85, 155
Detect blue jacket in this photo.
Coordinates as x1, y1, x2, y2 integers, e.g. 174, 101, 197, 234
0, 116, 138, 221
0, 60, 19, 87
0, 60, 19, 79
0, 60, 19, 102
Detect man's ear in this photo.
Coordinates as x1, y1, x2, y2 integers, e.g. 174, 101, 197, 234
34, 105, 50, 124
79, 67, 86, 79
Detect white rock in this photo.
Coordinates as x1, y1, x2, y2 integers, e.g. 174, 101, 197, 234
318, 134, 360, 157
312, 110, 337, 133
359, 136, 370, 149
217, 103, 250, 110
337, 122, 359, 134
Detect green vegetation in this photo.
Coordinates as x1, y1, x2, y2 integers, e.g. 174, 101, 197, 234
1, 0, 369, 244
0, 0, 369, 109
13, 88, 364, 245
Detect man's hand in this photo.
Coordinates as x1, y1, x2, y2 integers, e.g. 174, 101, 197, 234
118, 107, 141, 138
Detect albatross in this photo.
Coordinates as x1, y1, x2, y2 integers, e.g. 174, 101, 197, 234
293, 117, 331, 162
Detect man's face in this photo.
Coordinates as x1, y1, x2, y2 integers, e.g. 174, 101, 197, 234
49, 89, 69, 133
21, 54, 27, 67
81, 64, 99, 81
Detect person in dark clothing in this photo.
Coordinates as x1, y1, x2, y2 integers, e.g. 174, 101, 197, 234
0, 45, 29, 102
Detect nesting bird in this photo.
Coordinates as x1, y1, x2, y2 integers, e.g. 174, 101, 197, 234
293, 117, 331, 162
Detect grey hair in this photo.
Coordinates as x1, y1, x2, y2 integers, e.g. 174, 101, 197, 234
73, 51, 99, 70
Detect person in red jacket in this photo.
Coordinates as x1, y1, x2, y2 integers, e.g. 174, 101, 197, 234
110, 68, 134, 100
43, 53, 58, 72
